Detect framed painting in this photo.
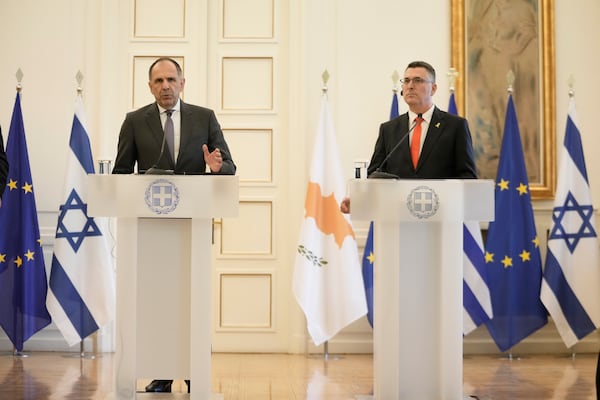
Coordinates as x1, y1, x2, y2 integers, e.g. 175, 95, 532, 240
451, 0, 556, 199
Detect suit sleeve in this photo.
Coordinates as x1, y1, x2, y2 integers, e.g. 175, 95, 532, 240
206, 110, 236, 175
366, 123, 389, 177
0, 127, 8, 198
112, 114, 138, 174
454, 118, 478, 179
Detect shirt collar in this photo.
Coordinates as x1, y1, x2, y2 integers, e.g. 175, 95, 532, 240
408, 105, 435, 124
157, 99, 181, 114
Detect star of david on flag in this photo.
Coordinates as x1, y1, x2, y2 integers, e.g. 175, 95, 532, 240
55, 189, 102, 252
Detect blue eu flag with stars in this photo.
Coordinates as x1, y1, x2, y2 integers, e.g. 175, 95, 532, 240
483, 94, 547, 352
0, 92, 52, 351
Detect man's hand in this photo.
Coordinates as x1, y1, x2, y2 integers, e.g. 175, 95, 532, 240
202, 144, 223, 173
340, 197, 350, 214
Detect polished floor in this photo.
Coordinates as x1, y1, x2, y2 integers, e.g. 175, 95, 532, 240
0, 351, 597, 399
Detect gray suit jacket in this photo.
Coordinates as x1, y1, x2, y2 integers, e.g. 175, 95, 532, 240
113, 101, 236, 175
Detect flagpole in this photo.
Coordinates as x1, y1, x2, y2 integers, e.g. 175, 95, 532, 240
62, 72, 98, 361
5, 71, 36, 359
566, 75, 578, 362
11, 69, 30, 360
503, 72, 518, 363
322, 70, 343, 362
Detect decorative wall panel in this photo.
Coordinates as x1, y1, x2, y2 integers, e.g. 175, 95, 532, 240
221, 57, 273, 111
134, 0, 186, 38
219, 201, 272, 256
219, 273, 272, 329
222, 0, 274, 39
223, 128, 273, 183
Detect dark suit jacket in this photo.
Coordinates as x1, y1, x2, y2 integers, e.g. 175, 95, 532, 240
0, 127, 8, 199
112, 101, 236, 175
367, 107, 477, 179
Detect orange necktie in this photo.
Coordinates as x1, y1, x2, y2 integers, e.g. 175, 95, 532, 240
410, 115, 424, 169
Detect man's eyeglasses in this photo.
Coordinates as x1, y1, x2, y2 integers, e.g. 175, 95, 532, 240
400, 77, 433, 85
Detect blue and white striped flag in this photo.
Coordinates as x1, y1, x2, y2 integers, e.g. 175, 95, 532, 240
462, 222, 493, 334
47, 94, 115, 346
447, 91, 493, 335
541, 96, 600, 347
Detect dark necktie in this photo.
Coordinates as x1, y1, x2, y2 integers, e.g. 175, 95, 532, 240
165, 109, 175, 161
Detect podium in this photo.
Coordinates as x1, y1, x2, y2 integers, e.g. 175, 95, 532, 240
88, 174, 238, 400
349, 179, 494, 400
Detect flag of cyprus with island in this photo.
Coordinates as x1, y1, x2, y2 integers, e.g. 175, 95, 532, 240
293, 89, 367, 346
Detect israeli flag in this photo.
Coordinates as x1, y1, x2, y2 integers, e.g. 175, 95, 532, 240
541, 97, 600, 347
47, 94, 116, 346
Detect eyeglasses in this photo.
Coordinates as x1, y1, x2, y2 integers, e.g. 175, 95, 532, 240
400, 77, 433, 85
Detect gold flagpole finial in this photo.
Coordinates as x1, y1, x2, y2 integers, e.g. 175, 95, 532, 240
321, 70, 330, 94
15, 68, 23, 92
76, 70, 84, 95
567, 75, 575, 98
507, 70, 515, 95
391, 70, 400, 93
447, 67, 459, 93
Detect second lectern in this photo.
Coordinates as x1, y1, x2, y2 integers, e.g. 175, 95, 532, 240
88, 174, 238, 400
349, 179, 494, 400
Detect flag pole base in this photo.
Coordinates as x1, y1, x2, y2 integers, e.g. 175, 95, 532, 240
13, 349, 29, 358
307, 341, 344, 361
63, 340, 97, 359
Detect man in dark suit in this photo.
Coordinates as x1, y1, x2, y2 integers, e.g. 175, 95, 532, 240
341, 60, 476, 213
0, 127, 8, 207
112, 57, 236, 393
113, 57, 235, 176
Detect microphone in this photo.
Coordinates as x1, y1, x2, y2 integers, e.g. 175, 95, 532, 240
368, 113, 421, 179
144, 130, 174, 175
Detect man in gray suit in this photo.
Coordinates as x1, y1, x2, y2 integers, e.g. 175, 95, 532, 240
112, 57, 235, 393
113, 57, 235, 176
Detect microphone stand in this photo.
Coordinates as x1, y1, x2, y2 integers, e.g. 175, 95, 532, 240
368, 116, 420, 179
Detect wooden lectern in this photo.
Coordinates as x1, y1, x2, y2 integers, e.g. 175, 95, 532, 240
349, 179, 494, 400
88, 174, 238, 400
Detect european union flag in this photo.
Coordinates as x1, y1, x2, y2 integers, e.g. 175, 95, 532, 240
484, 94, 547, 352
362, 221, 374, 327
0, 92, 52, 351
447, 92, 458, 116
